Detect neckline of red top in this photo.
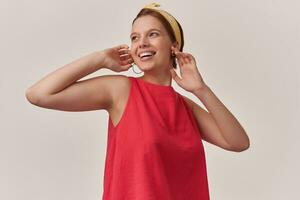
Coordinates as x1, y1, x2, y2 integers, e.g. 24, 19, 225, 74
135, 77, 174, 90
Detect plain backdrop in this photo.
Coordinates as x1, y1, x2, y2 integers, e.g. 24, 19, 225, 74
1, 0, 299, 199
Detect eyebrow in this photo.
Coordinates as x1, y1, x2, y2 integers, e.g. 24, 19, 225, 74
130, 28, 161, 37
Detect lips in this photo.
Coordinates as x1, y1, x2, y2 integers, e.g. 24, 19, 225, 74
138, 51, 156, 58
136, 50, 156, 62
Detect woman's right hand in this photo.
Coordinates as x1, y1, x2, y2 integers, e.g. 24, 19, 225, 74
101, 44, 134, 72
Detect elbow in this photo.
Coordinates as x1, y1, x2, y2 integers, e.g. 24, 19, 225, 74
225, 132, 250, 152
25, 89, 33, 103
232, 137, 250, 152
25, 89, 41, 105
235, 142, 250, 152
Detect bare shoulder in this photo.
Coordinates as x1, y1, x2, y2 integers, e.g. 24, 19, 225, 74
98, 74, 130, 97
106, 74, 131, 95
181, 94, 207, 115
181, 95, 195, 111
102, 74, 131, 112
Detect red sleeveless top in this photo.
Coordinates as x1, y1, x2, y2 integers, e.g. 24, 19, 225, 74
102, 76, 210, 200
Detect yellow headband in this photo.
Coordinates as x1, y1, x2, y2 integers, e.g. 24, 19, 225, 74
143, 3, 182, 50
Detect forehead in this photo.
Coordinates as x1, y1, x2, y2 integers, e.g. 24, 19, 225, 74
131, 15, 166, 34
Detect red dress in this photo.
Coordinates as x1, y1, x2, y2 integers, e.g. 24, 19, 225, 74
102, 76, 210, 200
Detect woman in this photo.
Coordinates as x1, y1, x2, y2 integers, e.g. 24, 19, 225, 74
26, 3, 250, 200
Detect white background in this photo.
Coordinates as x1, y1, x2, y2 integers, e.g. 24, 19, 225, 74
1, 0, 299, 199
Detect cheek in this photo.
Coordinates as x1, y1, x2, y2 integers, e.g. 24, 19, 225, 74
129, 49, 133, 55
129, 48, 139, 63
157, 42, 171, 54
129, 48, 136, 58
158, 47, 171, 58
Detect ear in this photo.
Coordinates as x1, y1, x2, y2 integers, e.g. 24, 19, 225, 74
171, 41, 179, 50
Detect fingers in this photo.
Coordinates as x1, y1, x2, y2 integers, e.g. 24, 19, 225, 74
118, 46, 132, 60
171, 46, 196, 66
118, 48, 131, 56
116, 44, 129, 50
119, 50, 133, 63
116, 44, 131, 57
187, 54, 196, 65
120, 55, 133, 64
119, 58, 133, 68
115, 44, 134, 67
117, 44, 132, 56
120, 53, 134, 66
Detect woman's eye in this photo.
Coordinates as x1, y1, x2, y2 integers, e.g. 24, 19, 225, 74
131, 32, 158, 41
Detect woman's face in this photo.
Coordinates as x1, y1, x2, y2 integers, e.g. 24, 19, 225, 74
130, 15, 176, 72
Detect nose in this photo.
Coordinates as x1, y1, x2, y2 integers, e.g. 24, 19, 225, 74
138, 36, 149, 48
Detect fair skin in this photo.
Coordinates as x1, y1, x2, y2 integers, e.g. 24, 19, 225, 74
130, 15, 177, 86
170, 47, 250, 152
25, 14, 249, 152
131, 15, 250, 152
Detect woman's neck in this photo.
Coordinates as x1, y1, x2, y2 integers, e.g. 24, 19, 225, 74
138, 70, 172, 86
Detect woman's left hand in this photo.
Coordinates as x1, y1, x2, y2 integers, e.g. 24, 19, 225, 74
169, 46, 207, 94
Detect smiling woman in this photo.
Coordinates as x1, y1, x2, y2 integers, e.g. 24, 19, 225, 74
25, 2, 249, 200
130, 15, 175, 74
101, 3, 212, 200
130, 6, 184, 73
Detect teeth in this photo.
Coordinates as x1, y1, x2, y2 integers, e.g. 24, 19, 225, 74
139, 51, 155, 58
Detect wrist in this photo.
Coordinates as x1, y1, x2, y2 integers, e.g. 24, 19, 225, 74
92, 50, 107, 69
192, 83, 210, 97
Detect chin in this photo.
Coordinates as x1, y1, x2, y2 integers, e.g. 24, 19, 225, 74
136, 62, 156, 71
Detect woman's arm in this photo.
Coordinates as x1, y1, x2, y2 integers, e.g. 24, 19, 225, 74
26, 51, 105, 98
25, 44, 133, 111
192, 86, 249, 152
170, 46, 250, 152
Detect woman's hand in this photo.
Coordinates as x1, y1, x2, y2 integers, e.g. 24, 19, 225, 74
170, 46, 207, 94
102, 44, 134, 72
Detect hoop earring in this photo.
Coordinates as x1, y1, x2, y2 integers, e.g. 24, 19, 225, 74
132, 64, 143, 74
171, 51, 176, 57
